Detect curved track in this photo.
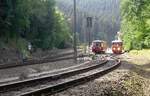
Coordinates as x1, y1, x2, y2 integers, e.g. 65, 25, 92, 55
0, 60, 106, 95
0, 55, 121, 96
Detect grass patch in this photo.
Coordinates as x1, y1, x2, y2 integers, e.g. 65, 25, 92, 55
129, 49, 150, 61
127, 49, 150, 73
126, 56, 150, 79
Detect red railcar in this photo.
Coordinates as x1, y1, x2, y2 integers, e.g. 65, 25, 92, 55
91, 40, 107, 54
112, 40, 123, 54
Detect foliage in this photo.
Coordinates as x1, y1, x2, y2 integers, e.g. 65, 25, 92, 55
0, 0, 30, 41
121, 0, 150, 50
0, 0, 71, 51
53, 8, 71, 48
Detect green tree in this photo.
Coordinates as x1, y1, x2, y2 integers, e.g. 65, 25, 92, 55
0, 0, 30, 42
0, 0, 72, 52
121, 0, 150, 50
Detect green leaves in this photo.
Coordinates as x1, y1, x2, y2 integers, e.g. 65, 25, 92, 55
0, 0, 71, 50
121, 0, 150, 50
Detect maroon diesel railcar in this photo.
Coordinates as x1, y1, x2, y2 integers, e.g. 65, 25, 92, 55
111, 40, 123, 54
91, 40, 107, 54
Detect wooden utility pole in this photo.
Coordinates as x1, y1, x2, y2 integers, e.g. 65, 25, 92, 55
73, 0, 77, 63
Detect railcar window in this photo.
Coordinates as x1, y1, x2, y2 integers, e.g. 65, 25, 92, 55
96, 43, 99, 46
101, 43, 104, 47
113, 42, 122, 46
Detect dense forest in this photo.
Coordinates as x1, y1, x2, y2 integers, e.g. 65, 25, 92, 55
0, 0, 150, 53
121, 0, 150, 50
0, 0, 71, 53
56, 0, 120, 45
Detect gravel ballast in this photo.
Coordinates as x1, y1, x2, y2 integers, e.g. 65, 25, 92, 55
52, 64, 131, 96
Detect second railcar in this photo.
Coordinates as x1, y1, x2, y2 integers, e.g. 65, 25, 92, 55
91, 40, 107, 54
112, 40, 123, 54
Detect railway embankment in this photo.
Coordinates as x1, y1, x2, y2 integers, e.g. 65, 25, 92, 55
0, 48, 85, 83
0, 48, 74, 64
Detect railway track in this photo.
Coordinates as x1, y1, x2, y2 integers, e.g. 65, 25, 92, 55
0, 51, 86, 69
0, 55, 121, 96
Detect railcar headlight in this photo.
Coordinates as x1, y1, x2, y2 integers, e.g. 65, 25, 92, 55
117, 47, 121, 51
113, 48, 116, 50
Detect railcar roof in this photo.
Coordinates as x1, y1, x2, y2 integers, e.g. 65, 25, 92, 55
92, 40, 105, 43
112, 40, 122, 43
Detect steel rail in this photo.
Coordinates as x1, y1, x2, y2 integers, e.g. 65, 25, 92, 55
0, 60, 107, 93
20, 59, 121, 96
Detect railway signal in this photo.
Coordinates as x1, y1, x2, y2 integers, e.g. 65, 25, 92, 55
87, 17, 92, 27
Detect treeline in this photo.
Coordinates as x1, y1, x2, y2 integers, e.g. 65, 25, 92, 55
0, 0, 71, 51
121, 0, 150, 50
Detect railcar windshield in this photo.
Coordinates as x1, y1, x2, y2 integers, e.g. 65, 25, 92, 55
112, 42, 122, 46
92, 42, 103, 47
